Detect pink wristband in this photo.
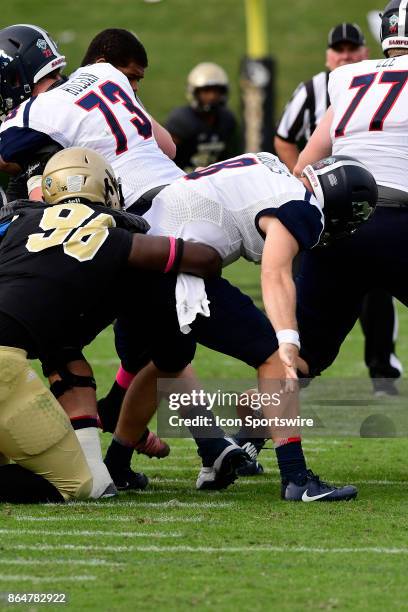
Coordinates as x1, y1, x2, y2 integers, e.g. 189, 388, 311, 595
164, 236, 177, 273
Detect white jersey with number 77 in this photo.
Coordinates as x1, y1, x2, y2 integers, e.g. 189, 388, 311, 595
329, 54, 408, 193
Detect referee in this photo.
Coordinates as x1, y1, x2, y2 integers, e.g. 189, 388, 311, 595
274, 23, 401, 395
274, 23, 368, 170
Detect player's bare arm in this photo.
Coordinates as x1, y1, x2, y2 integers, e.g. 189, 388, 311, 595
258, 215, 300, 379
0, 155, 21, 175
152, 118, 177, 159
294, 107, 334, 177
273, 136, 300, 173
128, 234, 221, 278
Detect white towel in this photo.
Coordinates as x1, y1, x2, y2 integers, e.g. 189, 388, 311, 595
175, 273, 211, 334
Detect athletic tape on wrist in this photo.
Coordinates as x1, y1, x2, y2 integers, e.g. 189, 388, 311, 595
276, 329, 300, 349
27, 175, 42, 196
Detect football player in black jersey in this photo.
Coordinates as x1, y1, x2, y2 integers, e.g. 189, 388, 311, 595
0, 147, 221, 503
165, 63, 240, 172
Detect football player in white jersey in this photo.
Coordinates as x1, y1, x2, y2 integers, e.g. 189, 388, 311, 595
103, 151, 377, 501
0, 26, 184, 208
0, 25, 184, 493
288, 0, 408, 393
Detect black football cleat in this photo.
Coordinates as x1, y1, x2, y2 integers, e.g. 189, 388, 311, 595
196, 437, 252, 490
100, 482, 118, 498
236, 441, 265, 476
372, 378, 399, 397
281, 469, 357, 502
107, 466, 149, 492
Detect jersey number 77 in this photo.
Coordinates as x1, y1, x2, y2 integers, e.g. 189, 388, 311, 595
334, 70, 408, 137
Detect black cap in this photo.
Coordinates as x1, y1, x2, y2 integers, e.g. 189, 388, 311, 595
327, 23, 365, 48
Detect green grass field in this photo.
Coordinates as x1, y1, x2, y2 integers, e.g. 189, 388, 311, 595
1, 261, 407, 611
2, 1, 408, 610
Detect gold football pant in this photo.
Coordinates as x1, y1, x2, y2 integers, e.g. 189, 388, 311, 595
0, 346, 92, 501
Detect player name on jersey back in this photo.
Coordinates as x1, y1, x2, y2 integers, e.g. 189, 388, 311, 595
0, 63, 184, 207
329, 55, 408, 193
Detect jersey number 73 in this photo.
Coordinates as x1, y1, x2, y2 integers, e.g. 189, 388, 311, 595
76, 80, 152, 154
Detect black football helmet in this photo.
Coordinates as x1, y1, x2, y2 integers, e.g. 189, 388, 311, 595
380, 0, 408, 55
302, 156, 378, 246
0, 24, 66, 118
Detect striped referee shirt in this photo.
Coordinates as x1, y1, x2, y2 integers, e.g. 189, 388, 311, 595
276, 71, 331, 144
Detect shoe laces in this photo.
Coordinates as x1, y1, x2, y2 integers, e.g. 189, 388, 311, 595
306, 469, 332, 490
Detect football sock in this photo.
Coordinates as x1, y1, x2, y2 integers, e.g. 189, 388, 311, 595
97, 366, 136, 433
274, 438, 307, 483
97, 381, 128, 433
104, 436, 135, 475
0, 464, 65, 503
184, 406, 229, 461
72, 418, 114, 498
70, 415, 98, 431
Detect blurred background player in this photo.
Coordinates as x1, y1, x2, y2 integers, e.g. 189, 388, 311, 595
165, 62, 241, 172
274, 22, 401, 395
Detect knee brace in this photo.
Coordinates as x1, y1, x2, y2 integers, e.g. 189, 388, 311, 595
50, 367, 96, 399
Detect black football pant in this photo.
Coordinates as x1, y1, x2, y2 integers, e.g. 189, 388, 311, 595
296, 205, 408, 376
360, 290, 400, 379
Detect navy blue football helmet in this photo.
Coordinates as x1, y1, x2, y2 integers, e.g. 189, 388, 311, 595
0, 24, 65, 118
303, 156, 378, 245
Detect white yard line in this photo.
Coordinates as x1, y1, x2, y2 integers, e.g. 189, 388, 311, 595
2, 544, 167, 553
15, 516, 204, 523
120, 489, 181, 495
45, 501, 233, 508
0, 575, 96, 582
141, 466, 199, 472
0, 529, 182, 538
0, 558, 124, 567
4, 544, 408, 555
